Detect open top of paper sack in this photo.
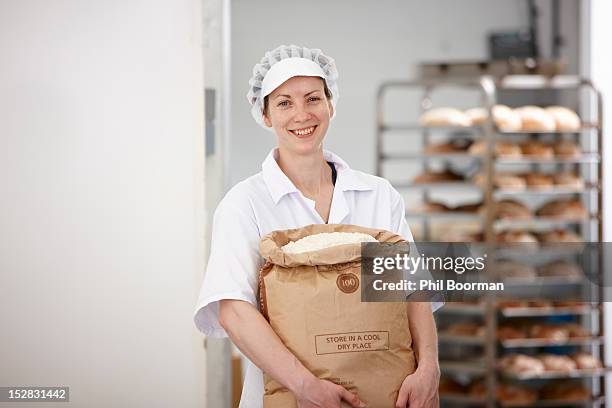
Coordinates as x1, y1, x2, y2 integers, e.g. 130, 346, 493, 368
259, 223, 405, 267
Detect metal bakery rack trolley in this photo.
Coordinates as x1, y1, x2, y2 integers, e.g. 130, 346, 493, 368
375, 75, 605, 407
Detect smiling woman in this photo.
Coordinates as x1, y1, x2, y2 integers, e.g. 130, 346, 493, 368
263, 76, 334, 158
194, 44, 441, 408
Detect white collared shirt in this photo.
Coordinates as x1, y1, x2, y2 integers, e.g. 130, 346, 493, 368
194, 148, 442, 407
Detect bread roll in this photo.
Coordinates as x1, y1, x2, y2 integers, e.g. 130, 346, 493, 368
424, 137, 472, 154
466, 105, 522, 131
554, 300, 586, 308
525, 172, 554, 190
468, 140, 522, 159
494, 105, 523, 131
424, 142, 457, 154
539, 354, 577, 372
442, 231, 483, 243
495, 260, 536, 279
539, 229, 583, 243
413, 169, 463, 184
413, 201, 450, 213
497, 324, 527, 340
498, 354, 545, 376
520, 140, 554, 159
496, 141, 522, 159
494, 174, 527, 190
467, 379, 486, 398
529, 325, 569, 342
553, 172, 584, 190
515, 106, 556, 132
536, 199, 587, 220
439, 377, 466, 395
564, 323, 589, 338
528, 299, 552, 308
572, 352, 602, 369
540, 380, 590, 401
497, 231, 539, 244
464, 107, 487, 125
496, 383, 537, 405
474, 172, 526, 190
537, 260, 583, 278
420, 107, 471, 127
466, 140, 487, 156
539, 354, 574, 371
445, 321, 483, 336
495, 199, 532, 219
545, 106, 582, 132
454, 201, 484, 213
468, 379, 538, 404
554, 139, 581, 158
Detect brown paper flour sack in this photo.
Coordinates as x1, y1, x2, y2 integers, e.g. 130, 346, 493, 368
259, 224, 417, 408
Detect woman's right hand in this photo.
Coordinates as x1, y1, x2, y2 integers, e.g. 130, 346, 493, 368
295, 376, 366, 408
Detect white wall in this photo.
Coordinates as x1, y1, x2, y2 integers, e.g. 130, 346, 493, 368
592, 3, 611, 234
591, 0, 612, 402
0, 1, 206, 407
229, 0, 576, 185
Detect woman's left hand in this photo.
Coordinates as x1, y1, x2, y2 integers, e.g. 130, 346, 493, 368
395, 363, 440, 408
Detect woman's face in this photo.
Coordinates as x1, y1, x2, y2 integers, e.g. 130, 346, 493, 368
263, 76, 334, 156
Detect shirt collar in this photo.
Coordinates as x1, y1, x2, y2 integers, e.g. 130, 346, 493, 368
261, 148, 373, 205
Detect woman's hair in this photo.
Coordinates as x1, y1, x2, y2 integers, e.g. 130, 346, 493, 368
263, 78, 332, 116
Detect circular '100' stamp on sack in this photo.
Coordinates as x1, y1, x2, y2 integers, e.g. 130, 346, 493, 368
336, 273, 359, 293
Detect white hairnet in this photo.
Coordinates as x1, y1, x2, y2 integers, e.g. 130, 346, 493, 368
247, 45, 339, 130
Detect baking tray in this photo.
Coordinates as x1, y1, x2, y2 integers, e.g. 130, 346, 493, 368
439, 333, 486, 346
500, 305, 600, 318
500, 336, 604, 348
500, 367, 611, 380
